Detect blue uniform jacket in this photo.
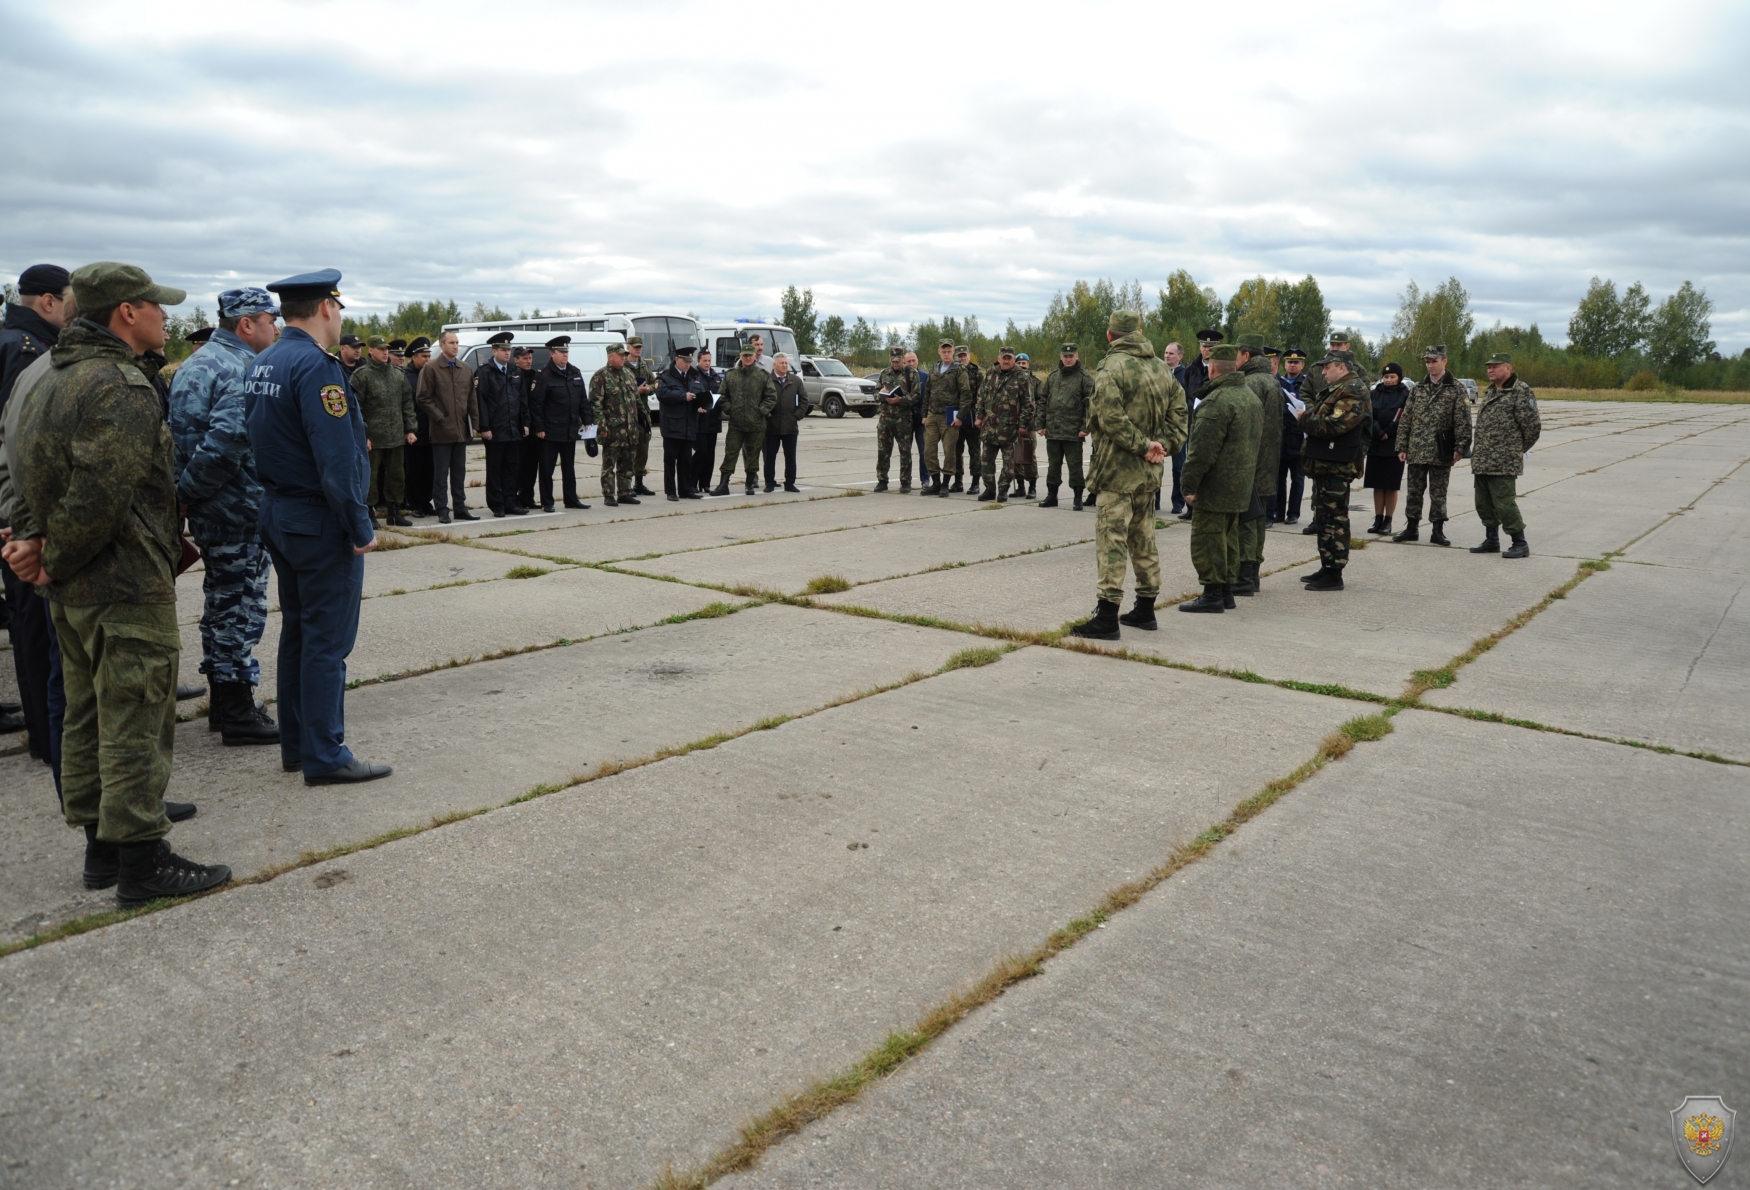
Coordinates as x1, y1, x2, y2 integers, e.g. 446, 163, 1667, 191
169, 326, 262, 541
244, 326, 372, 548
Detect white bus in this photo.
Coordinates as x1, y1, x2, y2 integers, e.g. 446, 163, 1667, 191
441, 311, 703, 360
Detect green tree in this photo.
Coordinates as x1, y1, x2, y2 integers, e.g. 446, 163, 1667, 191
1384, 277, 1474, 366
1645, 281, 1714, 372
1153, 269, 1223, 345
1041, 279, 1147, 362
469, 301, 510, 322
1277, 275, 1330, 354
846, 316, 881, 362
1223, 277, 1282, 342
1567, 278, 1650, 358
780, 285, 820, 354
818, 314, 848, 357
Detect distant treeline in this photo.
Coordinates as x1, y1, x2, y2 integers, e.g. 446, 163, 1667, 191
156, 277, 1742, 390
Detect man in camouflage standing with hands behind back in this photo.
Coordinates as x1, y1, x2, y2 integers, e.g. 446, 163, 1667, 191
1392, 343, 1471, 546
1071, 310, 1186, 639
1297, 346, 1370, 591
974, 346, 1030, 502
1468, 352, 1541, 558
591, 342, 641, 506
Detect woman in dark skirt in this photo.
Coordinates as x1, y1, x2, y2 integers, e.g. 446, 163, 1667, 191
1365, 362, 1409, 534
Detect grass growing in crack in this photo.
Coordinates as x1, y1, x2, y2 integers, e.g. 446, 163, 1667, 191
659, 601, 745, 624
504, 565, 551, 580
941, 645, 1008, 671
647, 706, 1394, 1190
805, 574, 852, 595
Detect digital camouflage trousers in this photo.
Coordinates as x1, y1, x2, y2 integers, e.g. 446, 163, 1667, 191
1096, 489, 1160, 603
192, 535, 270, 686
1311, 475, 1351, 570
1404, 463, 1452, 523
1190, 507, 1240, 585
876, 415, 913, 484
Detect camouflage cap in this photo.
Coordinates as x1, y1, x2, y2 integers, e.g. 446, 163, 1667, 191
1316, 348, 1356, 367
1423, 343, 1448, 359
1486, 352, 1512, 365
1107, 309, 1142, 334
938, 338, 954, 349
72, 262, 186, 312
626, 336, 644, 347
1236, 332, 1267, 353
998, 345, 1016, 357
368, 334, 389, 348
889, 345, 906, 358
954, 344, 969, 355
216, 286, 278, 319
607, 341, 629, 356
1060, 342, 1078, 355
1209, 344, 1241, 362
1329, 332, 1352, 346
739, 341, 757, 356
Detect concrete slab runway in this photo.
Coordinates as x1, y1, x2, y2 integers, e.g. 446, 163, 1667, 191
725, 710, 1750, 1190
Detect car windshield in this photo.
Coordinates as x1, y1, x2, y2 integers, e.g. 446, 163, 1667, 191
815, 358, 852, 376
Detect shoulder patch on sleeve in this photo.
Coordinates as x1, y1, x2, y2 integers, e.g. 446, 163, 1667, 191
119, 363, 152, 388
320, 384, 349, 418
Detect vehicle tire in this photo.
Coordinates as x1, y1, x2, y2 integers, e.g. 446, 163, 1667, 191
857, 406, 877, 418
823, 394, 846, 419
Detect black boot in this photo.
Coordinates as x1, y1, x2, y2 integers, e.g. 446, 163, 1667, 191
116, 839, 231, 907
1221, 583, 1238, 609
603, 495, 619, 506
1429, 520, 1450, 547
1301, 520, 1319, 535
213, 681, 279, 746
618, 494, 641, 505
633, 481, 657, 496
1378, 516, 1393, 536
1070, 599, 1122, 640
1039, 484, 1060, 508
388, 504, 413, 527
83, 823, 119, 890
873, 478, 889, 492
710, 481, 731, 496
1392, 518, 1420, 542
1304, 566, 1345, 591
1072, 487, 1084, 511
1470, 527, 1500, 554
1027, 479, 1037, 497
1178, 584, 1225, 613
1366, 514, 1383, 534
1300, 567, 1324, 583
1118, 595, 1157, 630
1231, 561, 1257, 596
965, 477, 980, 497
950, 476, 963, 492
1502, 531, 1530, 559
995, 485, 1008, 503
899, 480, 911, 494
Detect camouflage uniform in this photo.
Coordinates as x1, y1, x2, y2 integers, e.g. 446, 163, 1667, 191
352, 356, 416, 507
1040, 362, 1095, 490
717, 360, 778, 488
168, 325, 272, 688
12, 320, 182, 844
589, 362, 642, 499
1086, 327, 1187, 602
629, 353, 658, 485
1011, 369, 1040, 483
1471, 375, 1541, 533
1300, 367, 1370, 572
975, 364, 1030, 494
953, 360, 982, 481
1237, 352, 1285, 566
1396, 371, 1471, 524
923, 353, 972, 482
1180, 370, 1262, 586
875, 360, 918, 487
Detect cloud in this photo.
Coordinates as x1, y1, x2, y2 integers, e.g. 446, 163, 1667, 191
2, 0, 1747, 347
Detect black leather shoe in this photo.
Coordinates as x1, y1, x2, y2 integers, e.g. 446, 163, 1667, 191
282, 759, 301, 772
1301, 521, 1318, 534
633, 483, 657, 496
165, 800, 197, 823
619, 495, 641, 505
438, 511, 452, 524
873, 479, 889, 492
784, 483, 801, 492
116, 839, 231, 906
453, 509, 479, 521
564, 500, 589, 509
305, 759, 394, 786
541, 503, 555, 513
175, 682, 206, 702
1304, 567, 1345, 591
508, 506, 528, 515
1178, 585, 1224, 613
0, 711, 24, 734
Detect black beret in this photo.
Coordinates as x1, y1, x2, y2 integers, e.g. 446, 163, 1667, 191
18, 264, 71, 296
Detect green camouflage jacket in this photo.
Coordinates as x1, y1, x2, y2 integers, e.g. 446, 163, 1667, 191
628, 357, 658, 427
1086, 330, 1187, 494
1300, 371, 1369, 479
589, 364, 642, 446
1180, 371, 1263, 513
1040, 364, 1095, 439
974, 364, 1030, 442
1241, 356, 1285, 498
1397, 372, 1472, 466
11, 321, 180, 606
719, 362, 778, 433
925, 361, 972, 418
876, 366, 918, 421
352, 357, 416, 445
1022, 371, 1042, 433
1470, 377, 1541, 476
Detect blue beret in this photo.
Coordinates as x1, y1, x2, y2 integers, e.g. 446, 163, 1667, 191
217, 286, 279, 319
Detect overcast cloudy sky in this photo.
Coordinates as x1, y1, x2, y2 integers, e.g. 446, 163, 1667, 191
4, 0, 1747, 348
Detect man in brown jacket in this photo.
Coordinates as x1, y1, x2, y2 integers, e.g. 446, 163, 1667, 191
415, 330, 478, 523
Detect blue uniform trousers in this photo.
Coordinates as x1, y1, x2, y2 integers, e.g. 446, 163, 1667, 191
260, 499, 364, 777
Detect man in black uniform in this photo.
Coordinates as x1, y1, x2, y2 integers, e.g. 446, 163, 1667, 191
529, 335, 591, 511
0, 264, 74, 748
402, 336, 434, 516
512, 345, 541, 510
472, 330, 527, 516
336, 332, 364, 381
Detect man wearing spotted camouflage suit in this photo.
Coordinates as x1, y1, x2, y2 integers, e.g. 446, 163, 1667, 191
1071, 311, 1186, 639
168, 286, 282, 745
590, 342, 642, 506
1298, 348, 1369, 590
624, 337, 659, 497
923, 338, 970, 497
873, 345, 917, 492
975, 347, 1030, 501
1468, 352, 1541, 558
1392, 343, 1471, 546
